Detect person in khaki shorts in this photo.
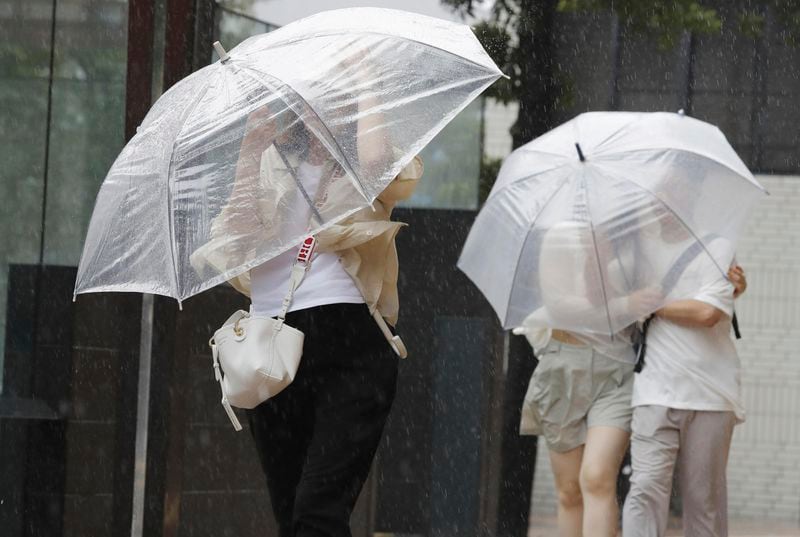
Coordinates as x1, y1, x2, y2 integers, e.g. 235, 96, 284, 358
514, 220, 664, 537
622, 230, 747, 537
518, 328, 636, 537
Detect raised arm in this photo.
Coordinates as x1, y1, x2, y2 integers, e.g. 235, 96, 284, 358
355, 91, 391, 170
337, 48, 392, 174
210, 106, 279, 238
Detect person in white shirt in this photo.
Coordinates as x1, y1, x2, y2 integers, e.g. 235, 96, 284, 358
622, 207, 748, 536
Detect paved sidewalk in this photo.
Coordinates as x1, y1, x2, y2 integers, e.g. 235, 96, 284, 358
529, 516, 800, 536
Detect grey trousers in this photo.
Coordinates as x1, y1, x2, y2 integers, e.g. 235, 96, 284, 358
622, 405, 736, 537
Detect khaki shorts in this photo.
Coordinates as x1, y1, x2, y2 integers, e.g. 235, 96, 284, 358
520, 340, 634, 452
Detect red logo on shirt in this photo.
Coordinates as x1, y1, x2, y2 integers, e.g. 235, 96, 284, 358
297, 236, 316, 265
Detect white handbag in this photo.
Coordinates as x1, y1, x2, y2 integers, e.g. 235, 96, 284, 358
209, 237, 407, 431
209, 237, 316, 431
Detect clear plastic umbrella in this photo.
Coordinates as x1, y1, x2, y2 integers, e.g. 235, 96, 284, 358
74, 8, 503, 304
458, 111, 767, 339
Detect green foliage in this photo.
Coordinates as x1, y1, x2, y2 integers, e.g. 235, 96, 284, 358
444, 1, 555, 102
557, 0, 800, 45
444, 0, 569, 143
771, 0, 800, 44
558, 0, 722, 48
471, 21, 516, 103
216, 0, 257, 13
446, 0, 800, 96
738, 10, 766, 39
440, 0, 482, 16
478, 156, 504, 205
0, 44, 51, 78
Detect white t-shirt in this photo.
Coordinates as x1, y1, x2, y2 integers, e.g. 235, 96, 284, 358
250, 161, 364, 317
631, 236, 744, 422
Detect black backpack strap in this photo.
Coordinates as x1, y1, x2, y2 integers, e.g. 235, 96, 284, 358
633, 313, 655, 373
732, 311, 742, 339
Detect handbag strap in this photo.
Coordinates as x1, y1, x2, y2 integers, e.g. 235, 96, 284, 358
276, 236, 316, 325
211, 341, 243, 431
267, 152, 406, 357
372, 310, 408, 359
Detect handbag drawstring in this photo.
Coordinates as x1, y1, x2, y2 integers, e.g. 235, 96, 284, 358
211, 337, 243, 431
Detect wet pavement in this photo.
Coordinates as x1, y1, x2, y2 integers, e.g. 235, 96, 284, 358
528, 516, 800, 536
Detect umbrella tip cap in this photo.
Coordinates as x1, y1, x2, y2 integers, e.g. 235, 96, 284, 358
575, 143, 586, 162
213, 41, 231, 63
677, 108, 686, 116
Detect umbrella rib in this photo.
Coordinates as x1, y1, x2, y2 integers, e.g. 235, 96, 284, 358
343, 75, 497, 117
503, 174, 571, 327
588, 112, 644, 154
246, 30, 502, 78
76, 173, 134, 293
517, 148, 574, 159
582, 171, 616, 339
238, 66, 372, 203
596, 148, 768, 194
274, 143, 325, 224
166, 80, 216, 300
486, 162, 570, 202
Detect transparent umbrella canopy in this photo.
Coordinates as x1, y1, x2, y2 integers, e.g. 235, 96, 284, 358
458, 111, 768, 338
74, 7, 503, 304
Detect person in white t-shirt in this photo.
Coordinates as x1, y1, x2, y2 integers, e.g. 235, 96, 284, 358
622, 202, 748, 537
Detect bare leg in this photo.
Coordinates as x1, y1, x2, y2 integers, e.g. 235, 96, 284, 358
549, 445, 585, 537
580, 426, 630, 537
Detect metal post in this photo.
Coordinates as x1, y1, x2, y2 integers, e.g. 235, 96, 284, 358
131, 294, 154, 537
124, 0, 156, 536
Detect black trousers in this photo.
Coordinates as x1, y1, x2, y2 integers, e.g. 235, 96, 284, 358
247, 303, 398, 537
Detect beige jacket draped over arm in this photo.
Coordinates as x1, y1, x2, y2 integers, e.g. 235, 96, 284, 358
213, 154, 423, 327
